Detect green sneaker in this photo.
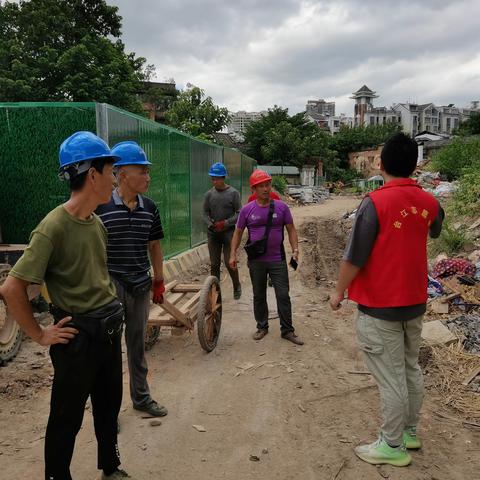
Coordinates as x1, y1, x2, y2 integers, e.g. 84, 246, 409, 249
403, 426, 421, 450
354, 437, 411, 467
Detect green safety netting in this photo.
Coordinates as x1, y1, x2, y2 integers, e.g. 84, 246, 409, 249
0, 103, 97, 243
0, 102, 256, 257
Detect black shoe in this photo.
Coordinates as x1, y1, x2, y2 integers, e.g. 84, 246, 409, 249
281, 332, 304, 345
133, 400, 168, 417
234, 285, 242, 300
101, 469, 131, 479
253, 329, 268, 340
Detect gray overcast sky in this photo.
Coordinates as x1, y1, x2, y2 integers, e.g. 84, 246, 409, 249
113, 0, 480, 116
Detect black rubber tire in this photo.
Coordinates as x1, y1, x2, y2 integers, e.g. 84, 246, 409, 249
197, 276, 222, 352
0, 265, 23, 365
145, 325, 161, 351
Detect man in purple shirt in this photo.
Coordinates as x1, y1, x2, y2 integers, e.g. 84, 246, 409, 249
229, 170, 303, 345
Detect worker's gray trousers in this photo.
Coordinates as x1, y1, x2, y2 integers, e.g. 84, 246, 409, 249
355, 311, 424, 446
207, 229, 241, 291
112, 278, 152, 408
248, 259, 294, 336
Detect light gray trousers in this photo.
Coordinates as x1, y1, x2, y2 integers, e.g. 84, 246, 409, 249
356, 311, 424, 446
113, 278, 152, 408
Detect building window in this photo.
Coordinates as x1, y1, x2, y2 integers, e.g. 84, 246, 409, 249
370, 117, 375, 125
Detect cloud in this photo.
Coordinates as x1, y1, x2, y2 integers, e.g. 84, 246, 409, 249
113, 0, 480, 115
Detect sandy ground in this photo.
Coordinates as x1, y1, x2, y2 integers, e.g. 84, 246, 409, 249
1, 195, 479, 480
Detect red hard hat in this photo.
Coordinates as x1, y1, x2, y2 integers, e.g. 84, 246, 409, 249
249, 169, 272, 188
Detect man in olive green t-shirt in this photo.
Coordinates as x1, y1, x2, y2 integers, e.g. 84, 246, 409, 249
0, 132, 130, 480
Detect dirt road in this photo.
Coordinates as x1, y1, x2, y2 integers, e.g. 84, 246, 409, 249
1, 196, 479, 480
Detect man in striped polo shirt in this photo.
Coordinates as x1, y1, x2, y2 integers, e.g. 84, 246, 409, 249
96, 141, 168, 419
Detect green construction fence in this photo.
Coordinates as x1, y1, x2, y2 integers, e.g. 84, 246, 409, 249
0, 102, 256, 258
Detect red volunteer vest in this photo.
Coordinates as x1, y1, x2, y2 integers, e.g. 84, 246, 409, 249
348, 178, 438, 308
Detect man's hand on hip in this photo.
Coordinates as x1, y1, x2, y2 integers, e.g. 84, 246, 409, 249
37, 316, 78, 346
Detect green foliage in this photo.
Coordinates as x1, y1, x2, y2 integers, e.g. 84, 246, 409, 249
165, 86, 230, 138
244, 105, 334, 168
271, 176, 288, 195
454, 112, 480, 136
330, 122, 402, 167
452, 167, 480, 216
243, 106, 401, 180
0, 0, 147, 112
430, 138, 480, 180
432, 222, 469, 256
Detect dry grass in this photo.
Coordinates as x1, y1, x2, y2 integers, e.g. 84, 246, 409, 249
429, 342, 480, 421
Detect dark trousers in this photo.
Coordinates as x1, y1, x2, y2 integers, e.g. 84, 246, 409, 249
248, 259, 294, 335
112, 278, 152, 407
45, 330, 123, 479
208, 229, 240, 289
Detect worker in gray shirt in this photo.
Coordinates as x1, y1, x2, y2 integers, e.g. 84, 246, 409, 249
203, 162, 242, 299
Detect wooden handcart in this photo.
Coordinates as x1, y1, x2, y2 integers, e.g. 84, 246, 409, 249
145, 275, 222, 353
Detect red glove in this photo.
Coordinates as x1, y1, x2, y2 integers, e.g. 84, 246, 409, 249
214, 220, 225, 232
152, 279, 165, 304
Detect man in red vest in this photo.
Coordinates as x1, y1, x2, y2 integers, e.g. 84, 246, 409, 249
330, 133, 444, 467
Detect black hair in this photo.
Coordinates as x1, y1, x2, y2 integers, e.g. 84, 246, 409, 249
380, 132, 418, 178
69, 157, 114, 191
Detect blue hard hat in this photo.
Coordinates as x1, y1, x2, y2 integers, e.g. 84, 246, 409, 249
112, 141, 152, 167
59, 131, 118, 170
208, 162, 227, 177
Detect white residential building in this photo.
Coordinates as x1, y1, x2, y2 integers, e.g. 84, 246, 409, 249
227, 110, 267, 140
351, 85, 479, 136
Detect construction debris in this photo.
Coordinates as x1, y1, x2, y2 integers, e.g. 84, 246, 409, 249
428, 343, 480, 419
446, 315, 480, 354
287, 185, 330, 204
422, 320, 457, 346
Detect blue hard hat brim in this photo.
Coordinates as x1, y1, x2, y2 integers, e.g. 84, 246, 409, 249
60, 152, 121, 168
209, 173, 226, 177
113, 159, 152, 166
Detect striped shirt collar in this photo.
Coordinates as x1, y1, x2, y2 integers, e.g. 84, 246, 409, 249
112, 188, 145, 210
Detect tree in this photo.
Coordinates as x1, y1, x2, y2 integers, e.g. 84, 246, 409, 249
244, 106, 291, 162
454, 111, 480, 136
165, 86, 230, 138
0, 0, 148, 112
330, 122, 402, 168
244, 105, 335, 168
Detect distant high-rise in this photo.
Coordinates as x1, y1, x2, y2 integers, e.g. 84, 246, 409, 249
227, 111, 267, 140
306, 99, 335, 117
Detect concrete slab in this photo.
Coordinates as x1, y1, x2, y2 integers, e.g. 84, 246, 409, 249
422, 320, 457, 346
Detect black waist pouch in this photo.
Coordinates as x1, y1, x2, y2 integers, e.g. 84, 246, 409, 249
112, 271, 152, 296
50, 299, 124, 343
244, 238, 267, 259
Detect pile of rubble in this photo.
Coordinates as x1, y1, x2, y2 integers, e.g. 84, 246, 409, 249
446, 315, 480, 354
287, 185, 330, 204
426, 252, 480, 356
415, 170, 457, 197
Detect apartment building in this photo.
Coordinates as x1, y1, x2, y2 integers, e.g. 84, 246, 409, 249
227, 110, 267, 140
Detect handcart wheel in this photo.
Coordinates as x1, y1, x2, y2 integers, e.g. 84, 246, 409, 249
197, 276, 222, 352
0, 265, 24, 364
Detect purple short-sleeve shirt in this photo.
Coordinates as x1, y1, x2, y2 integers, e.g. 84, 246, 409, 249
236, 200, 293, 262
